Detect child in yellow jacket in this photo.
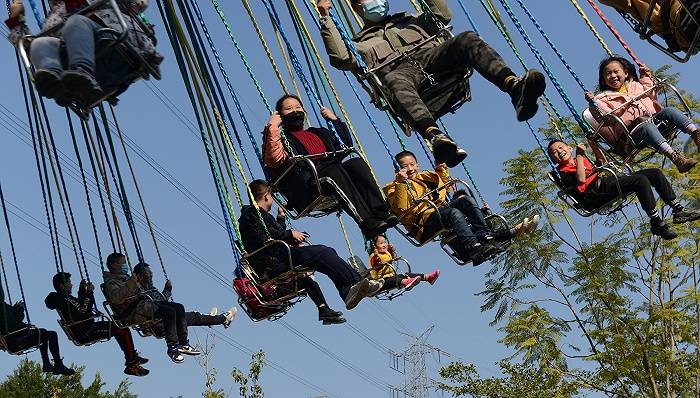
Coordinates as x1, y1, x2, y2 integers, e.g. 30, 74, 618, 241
369, 235, 440, 291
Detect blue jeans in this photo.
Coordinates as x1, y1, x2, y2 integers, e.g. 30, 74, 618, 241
422, 196, 492, 256
632, 107, 697, 149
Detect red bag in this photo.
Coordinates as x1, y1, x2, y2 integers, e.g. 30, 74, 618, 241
233, 278, 278, 320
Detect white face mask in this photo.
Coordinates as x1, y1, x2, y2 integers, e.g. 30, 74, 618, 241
363, 0, 389, 23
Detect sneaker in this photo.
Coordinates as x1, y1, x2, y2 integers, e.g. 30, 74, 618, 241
401, 276, 421, 291
34, 69, 62, 99
319, 306, 346, 325
424, 269, 440, 285
515, 214, 541, 238
650, 219, 679, 240
134, 352, 149, 365
691, 130, 700, 150
124, 362, 150, 377
52, 362, 76, 376
209, 307, 219, 316
223, 307, 238, 328
673, 208, 700, 224
41, 362, 53, 373
361, 218, 389, 240
178, 343, 201, 356
60, 68, 103, 107
430, 133, 468, 168
345, 278, 383, 310
509, 69, 546, 121
472, 242, 504, 266
167, 346, 184, 364
670, 151, 698, 173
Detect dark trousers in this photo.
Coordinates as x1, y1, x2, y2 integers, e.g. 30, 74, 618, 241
422, 196, 492, 256
380, 272, 423, 290
76, 320, 136, 362
184, 311, 226, 327
383, 31, 514, 128
288, 245, 361, 301
317, 157, 387, 224
594, 168, 676, 214
154, 302, 188, 347
6, 328, 60, 364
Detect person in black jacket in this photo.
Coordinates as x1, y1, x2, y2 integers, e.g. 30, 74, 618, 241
45, 272, 149, 376
238, 180, 383, 324
262, 94, 398, 239
0, 287, 74, 375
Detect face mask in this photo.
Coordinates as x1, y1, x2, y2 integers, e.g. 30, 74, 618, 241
120, 265, 130, 275
281, 111, 306, 131
363, 0, 389, 23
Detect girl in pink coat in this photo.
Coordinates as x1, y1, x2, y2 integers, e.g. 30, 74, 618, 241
585, 56, 698, 173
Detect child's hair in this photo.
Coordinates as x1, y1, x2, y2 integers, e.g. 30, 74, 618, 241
370, 235, 396, 258
546, 139, 565, 160
598, 55, 639, 91
394, 150, 417, 164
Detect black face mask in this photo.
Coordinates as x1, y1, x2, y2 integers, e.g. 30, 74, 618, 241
281, 111, 306, 131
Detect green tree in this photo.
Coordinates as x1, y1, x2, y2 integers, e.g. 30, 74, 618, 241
0, 359, 135, 398
440, 66, 700, 397
231, 350, 265, 398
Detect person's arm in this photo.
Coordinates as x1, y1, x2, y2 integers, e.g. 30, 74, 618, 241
575, 144, 588, 185
162, 280, 172, 301
104, 276, 139, 305
435, 163, 450, 183
385, 172, 412, 214
263, 113, 289, 168
421, 0, 452, 25
638, 65, 655, 90
317, 0, 362, 72
5, 0, 30, 46
320, 107, 353, 147
76, 281, 95, 314
587, 138, 607, 164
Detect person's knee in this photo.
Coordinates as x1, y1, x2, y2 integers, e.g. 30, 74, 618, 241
64, 14, 92, 30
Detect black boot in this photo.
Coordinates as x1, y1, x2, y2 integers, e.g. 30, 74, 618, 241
650, 218, 679, 240
429, 131, 467, 168
319, 306, 346, 325
52, 360, 76, 376
508, 69, 546, 121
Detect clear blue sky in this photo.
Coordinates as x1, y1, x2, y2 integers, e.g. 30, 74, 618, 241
1, 1, 698, 397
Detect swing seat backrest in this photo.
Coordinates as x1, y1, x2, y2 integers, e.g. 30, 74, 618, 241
233, 277, 291, 322
0, 326, 41, 355
271, 149, 360, 220
57, 311, 111, 347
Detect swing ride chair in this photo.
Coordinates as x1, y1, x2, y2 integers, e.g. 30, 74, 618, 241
57, 310, 111, 347
348, 255, 413, 301
395, 178, 511, 266
583, 79, 691, 166
548, 161, 635, 217
17, 0, 161, 120
618, 0, 700, 62
271, 147, 361, 220
0, 325, 41, 355
100, 285, 160, 338
356, 25, 473, 135
238, 240, 311, 321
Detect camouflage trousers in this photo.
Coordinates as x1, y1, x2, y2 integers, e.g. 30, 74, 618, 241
381, 31, 514, 132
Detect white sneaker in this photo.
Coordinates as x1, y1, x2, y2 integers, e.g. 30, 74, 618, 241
223, 307, 238, 328
209, 307, 218, 316
526, 214, 540, 234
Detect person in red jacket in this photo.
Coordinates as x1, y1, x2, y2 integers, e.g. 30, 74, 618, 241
548, 139, 700, 239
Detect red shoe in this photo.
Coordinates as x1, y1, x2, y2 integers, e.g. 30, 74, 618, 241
424, 269, 440, 285
401, 276, 421, 291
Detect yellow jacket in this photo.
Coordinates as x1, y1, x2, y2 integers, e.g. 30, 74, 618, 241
369, 251, 397, 280
383, 164, 450, 242
600, 0, 666, 34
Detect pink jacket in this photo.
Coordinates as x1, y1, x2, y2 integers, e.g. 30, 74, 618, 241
591, 75, 661, 127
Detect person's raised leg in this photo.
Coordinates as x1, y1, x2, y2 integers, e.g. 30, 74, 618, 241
638, 168, 700, 224
29, 37, 64, 99
154, 302, 184, 363
448, 195, 492, 239
655, 106, 700, 149
60, 15, 103, 104
383, 64, 467, 167
340, 158, 397, 226
423, 31, 545, 122
42, 329, 74, 376
633, 123, 697, 172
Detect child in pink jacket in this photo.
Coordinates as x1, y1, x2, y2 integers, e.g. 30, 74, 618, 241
584, 56, 698, 173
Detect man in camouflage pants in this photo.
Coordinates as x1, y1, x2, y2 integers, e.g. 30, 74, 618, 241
318, 0, 546, 168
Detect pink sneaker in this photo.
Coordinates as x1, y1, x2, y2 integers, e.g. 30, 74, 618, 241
401, 276, 421, 291
424, 269, 440, 285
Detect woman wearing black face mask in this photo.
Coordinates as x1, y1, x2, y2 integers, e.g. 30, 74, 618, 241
262, 94, 397, 239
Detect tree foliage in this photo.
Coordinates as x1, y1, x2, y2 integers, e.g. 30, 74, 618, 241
231, 350, 265, 398
0, 359, 135, 398
440, 66, 700, 397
